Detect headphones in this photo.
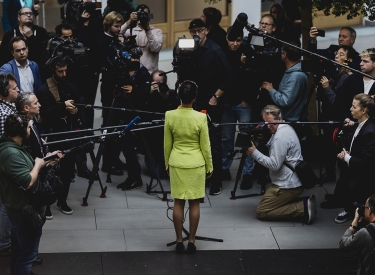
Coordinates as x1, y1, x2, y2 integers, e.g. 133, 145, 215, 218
15, 115, 27, 138
0, 73, 10, 97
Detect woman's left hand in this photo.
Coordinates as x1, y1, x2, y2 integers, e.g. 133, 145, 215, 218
206, 172, 213, 179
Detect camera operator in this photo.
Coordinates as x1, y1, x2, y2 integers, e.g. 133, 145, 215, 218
221, 26, 253, 189
186, 18, 232, 196
248, 14, 284, 122
144, 70, 179, 179
116, 55, 151, 191
0, 7, 48, 68
340, 194, 375, 275
95, 11, 126, 175
0, 113, 46, 275
0, 36, 42, 93
317, 45, 357, 191
121, 4, 163, 74
35, 57, 83, 216
246, 105, 317, 224
260, 43, 308, 136
199, 7, 227, 51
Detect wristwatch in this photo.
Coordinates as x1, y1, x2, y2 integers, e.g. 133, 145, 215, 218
213, 95, 220, 100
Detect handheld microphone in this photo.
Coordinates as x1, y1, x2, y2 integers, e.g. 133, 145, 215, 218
124, 116, 141, 131
227, 13, 248, 42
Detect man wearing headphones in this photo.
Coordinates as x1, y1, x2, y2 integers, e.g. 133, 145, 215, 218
0, 72, 19, 257
36, 57, 82, 216
0, 113, 46, 275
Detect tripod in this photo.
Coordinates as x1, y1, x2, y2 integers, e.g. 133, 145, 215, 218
229, 148, 266, 200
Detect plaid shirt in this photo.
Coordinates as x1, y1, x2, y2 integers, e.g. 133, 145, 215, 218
0, 99, 17, 135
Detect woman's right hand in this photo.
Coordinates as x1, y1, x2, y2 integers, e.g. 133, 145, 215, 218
206, 172, 213, 179
343, 118, 354, 127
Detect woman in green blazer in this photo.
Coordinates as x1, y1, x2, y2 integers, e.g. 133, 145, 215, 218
164, 81, 213, 253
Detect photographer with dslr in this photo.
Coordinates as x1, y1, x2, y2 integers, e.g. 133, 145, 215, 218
144, 70, 179, 179
246, 105, 317, 224
340, 194, 375, 275
186, 18, 232, 196
121, 4, 163, 74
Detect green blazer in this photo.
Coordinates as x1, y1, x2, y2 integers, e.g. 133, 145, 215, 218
164, 108, 213, 173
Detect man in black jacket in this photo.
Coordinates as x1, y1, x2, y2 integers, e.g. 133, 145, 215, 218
0, 7, 48, 67
36, 57, 82, 216
187, 19, 232, 195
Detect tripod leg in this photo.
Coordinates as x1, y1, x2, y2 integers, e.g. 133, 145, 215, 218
230, 151, 247, 200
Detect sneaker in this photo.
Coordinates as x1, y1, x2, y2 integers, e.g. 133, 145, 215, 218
209, 184, 222, 195
45, 205, 53, 220
304, 195, 316, 225
56, 202, 73, 215
120, 177, 143, 191
240, 174, 253, 190
335, 210, 352, 224
222, 169, 231, 181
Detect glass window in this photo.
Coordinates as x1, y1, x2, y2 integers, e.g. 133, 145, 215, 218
175, 0, 227, 22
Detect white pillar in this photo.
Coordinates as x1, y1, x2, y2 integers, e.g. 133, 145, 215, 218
231, 0, 261, 25
100, 0, 107, 14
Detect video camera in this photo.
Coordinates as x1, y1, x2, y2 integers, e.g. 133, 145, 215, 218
171, 35, 200, 81
45, 37, 90, 73
60, 0, 99, 27
101, 36, 142, 90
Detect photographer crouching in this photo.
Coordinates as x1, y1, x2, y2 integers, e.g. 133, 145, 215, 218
246, 105, 317, 224
143, 70, 180, 179
340, 195, 375, 275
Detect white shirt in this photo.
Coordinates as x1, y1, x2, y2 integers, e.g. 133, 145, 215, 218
363, 79, 375, 95
344, 119, 367, 165
16, 60, 34, 93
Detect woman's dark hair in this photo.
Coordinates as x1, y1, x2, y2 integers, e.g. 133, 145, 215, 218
203, 7, 222, 27
353, 93, 375, 120
4, 113, 29, 138
368, 194, 375, 213
178, 80, 198, 104
338, 45, 357, 63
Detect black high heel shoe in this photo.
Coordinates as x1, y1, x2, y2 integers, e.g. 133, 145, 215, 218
175, 242, 184, 254
187, 242, 196, 254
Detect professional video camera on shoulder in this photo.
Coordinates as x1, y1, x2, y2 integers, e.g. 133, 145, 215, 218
101, 36, 143, 88
46, 36, 90, 70
227, 13, 280, 75
60, 0, 100, 27
171, 35, 200, 80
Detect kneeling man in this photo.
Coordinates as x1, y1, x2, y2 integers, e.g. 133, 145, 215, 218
246, 105, 317, 224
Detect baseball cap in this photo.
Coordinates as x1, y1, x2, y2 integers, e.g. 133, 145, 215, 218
189, 19, 206, 29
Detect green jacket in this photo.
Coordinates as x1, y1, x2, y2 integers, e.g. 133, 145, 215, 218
164, 108, 213, 173
0, 135, 33, 215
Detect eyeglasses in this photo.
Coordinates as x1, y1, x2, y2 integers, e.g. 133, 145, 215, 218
334, 51, 346, 57
20, 12, 33, 16
62, 35, 73, 40
189, 28, 206, 35
259, 22, 273, 27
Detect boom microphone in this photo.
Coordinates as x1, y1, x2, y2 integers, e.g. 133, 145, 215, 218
227, 13, 248, 42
